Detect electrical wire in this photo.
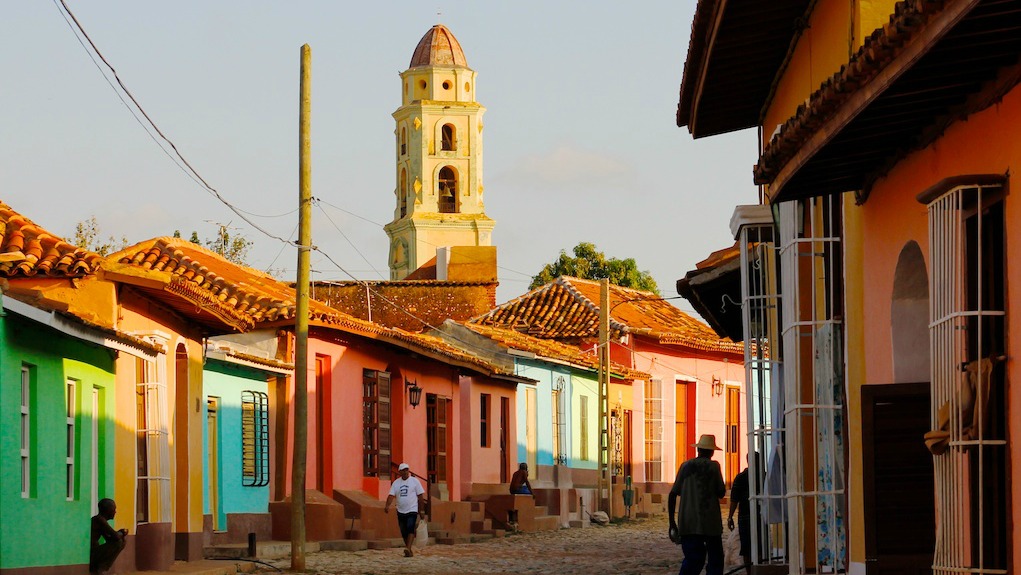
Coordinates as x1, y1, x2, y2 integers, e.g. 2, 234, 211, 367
313, 199, 386, 280
54, 0, 296, 248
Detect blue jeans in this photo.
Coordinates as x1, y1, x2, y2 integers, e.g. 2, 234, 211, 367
678, 535, 724, 575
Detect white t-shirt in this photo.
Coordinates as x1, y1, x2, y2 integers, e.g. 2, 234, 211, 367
389, 476, 425, 514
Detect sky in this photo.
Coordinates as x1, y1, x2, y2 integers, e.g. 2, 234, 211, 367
2, 1, 759, 309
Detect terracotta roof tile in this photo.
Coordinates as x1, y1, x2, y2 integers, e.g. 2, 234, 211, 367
754, 0, 949, 185
472, 276, 742, 355
0, 201, 102, 277
464, 323, 650, 380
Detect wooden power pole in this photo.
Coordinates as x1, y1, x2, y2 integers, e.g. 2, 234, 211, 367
291, 43, 312, 571
598, 278, 610, 516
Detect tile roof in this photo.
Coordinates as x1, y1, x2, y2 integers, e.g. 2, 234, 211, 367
752, 0, 1021, 203
472, 276, 742, 355
464, 323, 650, 380
105, 237, 342, 331
104, 238, 516, 378
313, 280, 497, 332
0, 201, 102, 277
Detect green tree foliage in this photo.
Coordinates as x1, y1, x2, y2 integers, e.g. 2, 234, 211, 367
71, 216, 128, 256
173, 225, 253, 265
530, 242, 660, 294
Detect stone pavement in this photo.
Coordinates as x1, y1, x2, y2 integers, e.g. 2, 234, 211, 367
250, 518, 740, 575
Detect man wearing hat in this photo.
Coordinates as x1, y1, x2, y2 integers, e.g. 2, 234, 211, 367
668, 434, 726, 575
385, 462, 427, 557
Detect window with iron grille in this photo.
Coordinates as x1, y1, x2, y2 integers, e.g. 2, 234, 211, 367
362, 370, 391, 477
778, 196, 846, 573
643, 380, 662, 481
480, 393, 490, 447
135, 356, 170, 523
735, 205, 788, 568
580, 395, 590, 461
241, 390, 269, 487
66, 379, 77, 501
926, 179, 1008, 575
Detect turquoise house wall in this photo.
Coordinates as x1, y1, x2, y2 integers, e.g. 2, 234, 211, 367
201, 360, 270, 526
514, 361, 572, 469
571, 371, 599, 470
0, 311, 116, 570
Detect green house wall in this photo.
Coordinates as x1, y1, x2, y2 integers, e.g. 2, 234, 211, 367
0, 310, 116, 570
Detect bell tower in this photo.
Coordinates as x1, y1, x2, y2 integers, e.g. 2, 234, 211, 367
384, 24, 495, 280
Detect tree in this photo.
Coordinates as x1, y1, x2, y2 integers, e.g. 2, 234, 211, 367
71, 216, 128, 256
173, 225, 253, 265
530, 242, 660, 294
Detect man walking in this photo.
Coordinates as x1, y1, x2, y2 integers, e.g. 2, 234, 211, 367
385, 462, 427, 557
668, 434, 726, 575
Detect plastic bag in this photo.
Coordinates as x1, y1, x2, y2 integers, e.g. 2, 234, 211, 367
414, 518, 428, 548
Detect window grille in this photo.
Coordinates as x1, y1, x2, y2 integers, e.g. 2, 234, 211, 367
644, 380, 663, 480
736, 208, 789, 567
135, 357, 171, 523
580, 395, 590, 461
241, 391, 270, 487
362, 370, 391, 477
553, 376, 567, 464
66, 379, 77, 501
21, 365, 32, 499
927, 181, 1008, 575
778, 196, 846, 573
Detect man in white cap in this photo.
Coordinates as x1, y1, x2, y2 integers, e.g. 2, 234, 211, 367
667, 434, 726, 575
385, 462, 426, 557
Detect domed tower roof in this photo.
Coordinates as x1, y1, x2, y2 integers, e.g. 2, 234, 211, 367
409, 24, 469, 68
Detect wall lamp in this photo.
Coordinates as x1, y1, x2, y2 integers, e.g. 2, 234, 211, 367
406, 379, 423, 408
711, 376, 724, 397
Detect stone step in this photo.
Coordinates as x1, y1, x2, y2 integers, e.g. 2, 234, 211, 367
320, 539, 369, 551
568, 519, 588, 528
367, 540, 392, 550
479, 528, 506, 538
345, 529, 375, 540
470, 509, 484, 521
204, 540, 320, 560
470, 519, 492, 532
469, 533, 494, 543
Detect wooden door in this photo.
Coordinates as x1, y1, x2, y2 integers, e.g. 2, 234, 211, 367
206, 397, 221, 531
725, 386, 741, 486
862, 383, 934, 574
675, 381, 694, 468
623, 410, 633, 479
500, 397, 510, 482
427, 394, 448, 484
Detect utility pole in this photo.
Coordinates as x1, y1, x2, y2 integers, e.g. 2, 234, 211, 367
291, 43, 312, 571
597, 278, 610, 516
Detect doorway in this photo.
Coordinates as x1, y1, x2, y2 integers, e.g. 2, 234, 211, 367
206, 397, 222, 531
862, 383, 934, 574
725, 386, 741, 486
675, 380, 695, 468
500, 397, 510, 482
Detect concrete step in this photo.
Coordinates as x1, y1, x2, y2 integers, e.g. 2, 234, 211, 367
470, 519, 491, 532
345, 529, 375, 540
470, 509, 484, 521
534, 515, 561, 532
568, 519, 588, 528
469, 533, 494, 543
205, 540, 320, 560
479, 528, 505, 538
367, 540, 392, 550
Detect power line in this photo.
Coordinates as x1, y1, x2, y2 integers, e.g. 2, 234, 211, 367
313, 199, 386, 280
54, 0, 295, 248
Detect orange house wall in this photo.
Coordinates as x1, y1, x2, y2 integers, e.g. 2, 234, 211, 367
858, 83, 1021, 554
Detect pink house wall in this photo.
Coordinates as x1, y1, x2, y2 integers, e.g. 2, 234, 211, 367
458, 375, 516, 491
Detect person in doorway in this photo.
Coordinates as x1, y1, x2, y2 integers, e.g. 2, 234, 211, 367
90, 498, 127, 575
509, 462, 534, 496
668, 434, 726, 575
385, 462, 427, 557
728, 453, 756, 570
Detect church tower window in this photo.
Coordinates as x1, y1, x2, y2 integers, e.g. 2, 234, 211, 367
438, 166, 457, 213
399, 169, 408, 217
400, 127, 407, 156
441, 124, 456, 152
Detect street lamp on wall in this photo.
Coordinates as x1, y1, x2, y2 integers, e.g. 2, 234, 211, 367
406, 380, 423, 408
711, 376, 724, 397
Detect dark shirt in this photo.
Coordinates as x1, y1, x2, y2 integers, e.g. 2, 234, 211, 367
731, 468, 750, 520
509, 469, 531, 494
90, 514, 121, 549
670, 456, 726, 536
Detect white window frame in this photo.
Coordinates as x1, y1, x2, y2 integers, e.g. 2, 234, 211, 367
735, 205, 789, 567
927, 180, 1008, 575
136, 356, 171, 523
66, 379, 77, 501
779, 196, 846, 574
643, 379, 663, 481
21, 365, 32, 499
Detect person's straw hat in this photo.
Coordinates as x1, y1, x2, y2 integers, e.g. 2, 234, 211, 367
398, 462, 410, 471
692, 434, 722, 451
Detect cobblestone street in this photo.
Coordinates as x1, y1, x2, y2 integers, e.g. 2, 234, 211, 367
256, 518, 687, 575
